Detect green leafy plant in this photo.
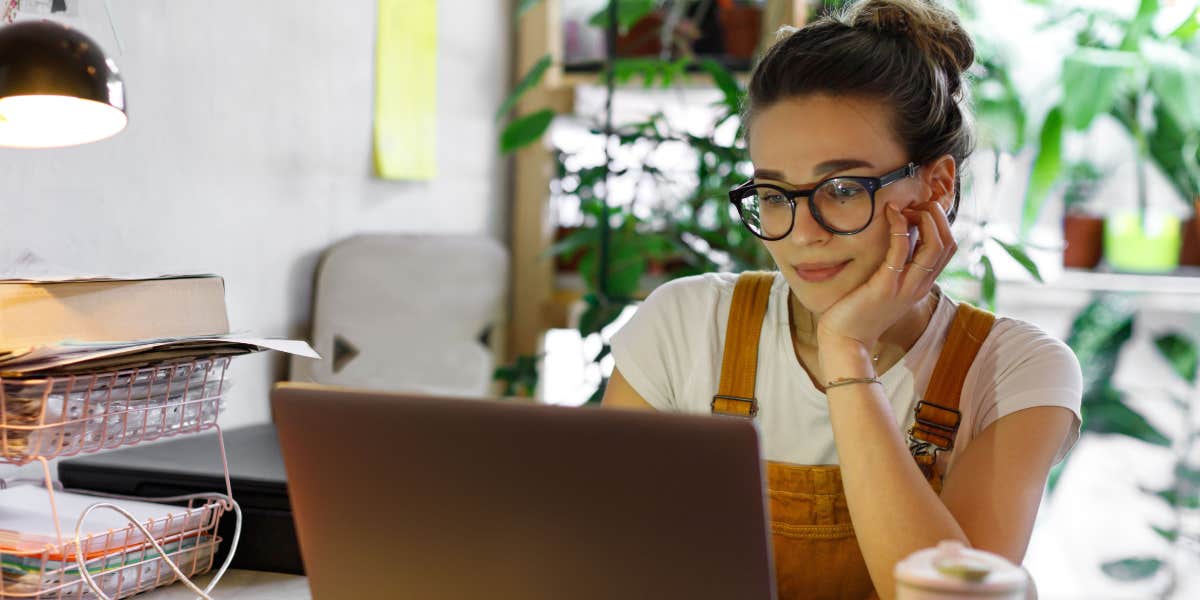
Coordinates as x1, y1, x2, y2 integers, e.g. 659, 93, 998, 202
1112, 330, 1199, 592
1022, 0, 1200, 235
1053, 292, 1200, 588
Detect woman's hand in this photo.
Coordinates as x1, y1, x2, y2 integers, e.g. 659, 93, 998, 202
815, 200, 957, 366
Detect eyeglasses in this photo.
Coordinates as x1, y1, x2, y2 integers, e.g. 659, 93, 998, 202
728, 162, 920, 239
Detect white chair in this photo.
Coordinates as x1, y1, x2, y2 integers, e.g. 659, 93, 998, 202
289, 234, 508, 398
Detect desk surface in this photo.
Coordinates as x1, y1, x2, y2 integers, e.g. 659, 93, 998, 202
138, 569, 309, 600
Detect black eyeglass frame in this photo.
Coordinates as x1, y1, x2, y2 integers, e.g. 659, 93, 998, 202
728, 162, 920, 239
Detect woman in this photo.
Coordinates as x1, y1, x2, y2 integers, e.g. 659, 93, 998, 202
602, 1, 1082, 598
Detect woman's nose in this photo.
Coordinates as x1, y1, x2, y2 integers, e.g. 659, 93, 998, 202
786, 201, 832, 245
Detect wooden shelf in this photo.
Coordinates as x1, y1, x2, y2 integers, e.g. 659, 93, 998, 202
997, 267, 1200, 313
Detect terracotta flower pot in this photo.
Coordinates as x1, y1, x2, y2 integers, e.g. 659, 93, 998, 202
1180, 198, 1200, 267
1062, 212, 1105, 269
553, 226, 586, 273
718, 5, 763, 60
615, 12, 664, 57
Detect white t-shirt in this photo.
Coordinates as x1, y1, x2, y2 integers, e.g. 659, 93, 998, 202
610, 272, 1083, 476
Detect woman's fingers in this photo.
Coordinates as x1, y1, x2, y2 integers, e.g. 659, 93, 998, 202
881, 203, 913, 283
900, 203, 946, 292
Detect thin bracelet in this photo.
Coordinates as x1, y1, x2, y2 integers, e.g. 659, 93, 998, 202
824, 377, 882, 390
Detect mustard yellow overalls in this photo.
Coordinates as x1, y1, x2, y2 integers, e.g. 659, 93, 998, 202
710, 272, 995, 599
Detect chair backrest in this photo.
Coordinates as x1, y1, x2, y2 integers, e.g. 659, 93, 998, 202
288, 233, 508, 398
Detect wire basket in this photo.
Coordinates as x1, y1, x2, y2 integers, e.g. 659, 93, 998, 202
0, 357, 231, 464
0, 494, 225, 599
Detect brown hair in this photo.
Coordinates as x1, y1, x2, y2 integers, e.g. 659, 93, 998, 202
744, 0, 975, 216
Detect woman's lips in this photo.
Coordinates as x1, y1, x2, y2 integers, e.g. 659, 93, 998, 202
793, 261, 850, 283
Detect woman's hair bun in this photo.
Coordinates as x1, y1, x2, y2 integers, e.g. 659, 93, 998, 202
843, 0, 974, 77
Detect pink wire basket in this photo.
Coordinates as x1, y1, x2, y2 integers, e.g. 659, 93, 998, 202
0, 492, 225, 599
0, 357, 231, 465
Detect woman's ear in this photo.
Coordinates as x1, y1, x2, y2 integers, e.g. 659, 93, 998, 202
923, 154, 957, 212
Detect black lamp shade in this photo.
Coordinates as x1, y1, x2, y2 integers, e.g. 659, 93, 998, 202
0, 20, 127, 148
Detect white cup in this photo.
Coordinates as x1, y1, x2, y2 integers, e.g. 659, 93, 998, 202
894, 540, 1027, 599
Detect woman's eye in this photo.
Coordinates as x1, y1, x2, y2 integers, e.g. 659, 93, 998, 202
833, 184, 861, 198
761, 192, 788, 205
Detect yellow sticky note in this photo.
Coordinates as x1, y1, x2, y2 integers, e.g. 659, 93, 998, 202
374, 0, 437, 180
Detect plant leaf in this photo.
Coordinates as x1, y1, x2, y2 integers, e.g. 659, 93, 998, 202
588, 0, 657, 32
1176, 463, 1200, 486
699, 59, 743, 115
1084, 396, 1170, 446
1066, 295, 1135, 399
1120, 0, 1159, 52
1152, 526, 1179, 542
1169, 6, 1200, 42
578, 294, 629, 336
545, 227, 597, 260
586, 378, 608, 405
492, 353, 541, 397
1154, 332, 1199, 384
579, 237, 647, 299
496, 54, 552, 122
1146, 41, 1200, 132
980, 255, 996, 311
1101, 557, 1164, 581
500, 109, 556, 153
1022, 107, 1064, 236
1060, 48, 1138, 131
992, 237, 1044, 283
1153, 488, 1200, 510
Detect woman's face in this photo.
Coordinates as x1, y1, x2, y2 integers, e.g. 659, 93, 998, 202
746, 94, 933, 315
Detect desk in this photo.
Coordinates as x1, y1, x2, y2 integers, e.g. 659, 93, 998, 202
136, 569, 309, 599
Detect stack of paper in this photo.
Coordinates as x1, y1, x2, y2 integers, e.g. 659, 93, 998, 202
0, 485, 221, 597
2, 359, 228, 461
0, 334, 318, 377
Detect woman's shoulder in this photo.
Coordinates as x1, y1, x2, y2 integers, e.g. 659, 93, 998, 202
937, 294, 1077, 366
638, 272, 787, 333
642, 271, 744, 311
649, 271, 738, 296
953, 302, 1083, 398
988, 315, 1078, 368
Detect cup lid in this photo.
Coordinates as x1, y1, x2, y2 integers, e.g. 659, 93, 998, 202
894, 541, 1026, 593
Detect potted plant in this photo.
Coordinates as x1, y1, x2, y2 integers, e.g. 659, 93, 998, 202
1061, 160, 1106, 269
1020, 0, 1200, 273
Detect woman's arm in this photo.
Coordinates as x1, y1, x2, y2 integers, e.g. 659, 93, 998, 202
823, 339, 1071, 598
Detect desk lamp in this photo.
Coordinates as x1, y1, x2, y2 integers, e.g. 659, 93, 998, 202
0, 20, 125, 148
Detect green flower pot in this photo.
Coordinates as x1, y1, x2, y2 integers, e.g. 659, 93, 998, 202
1103, 211, 1182, 273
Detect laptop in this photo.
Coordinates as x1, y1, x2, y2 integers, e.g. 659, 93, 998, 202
270, 382, 776, 600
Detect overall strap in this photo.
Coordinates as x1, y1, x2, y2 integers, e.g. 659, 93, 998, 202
909, 302, 996, 482
711, 272, 776, 418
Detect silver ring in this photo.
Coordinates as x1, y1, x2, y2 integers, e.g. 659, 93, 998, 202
886, 264, 905, 272
911, 262, 936, 272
